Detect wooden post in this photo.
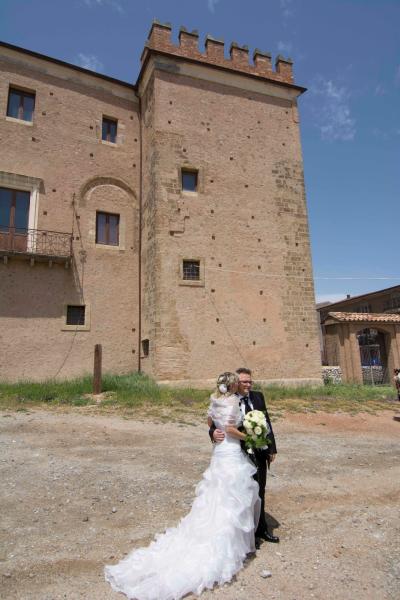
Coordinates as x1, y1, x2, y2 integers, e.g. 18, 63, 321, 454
93, 344, 102, 395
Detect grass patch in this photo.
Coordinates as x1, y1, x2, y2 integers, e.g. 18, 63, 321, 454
0, 373, 209, 413
262, 383, 397, 415
0, 376, 397, 417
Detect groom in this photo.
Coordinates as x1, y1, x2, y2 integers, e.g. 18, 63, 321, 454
209, 367, 279, 544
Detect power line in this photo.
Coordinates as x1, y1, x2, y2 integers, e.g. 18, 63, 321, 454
204, 288, 248, 365
315, 276, 400, 281
205, 265, 399, 281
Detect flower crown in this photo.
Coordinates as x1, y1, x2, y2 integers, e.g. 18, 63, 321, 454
217, 372, 233, 394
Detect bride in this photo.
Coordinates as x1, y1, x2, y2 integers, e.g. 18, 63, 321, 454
104, 372, 261, 599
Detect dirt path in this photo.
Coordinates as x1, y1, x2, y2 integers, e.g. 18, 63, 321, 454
1, 408, 399, 600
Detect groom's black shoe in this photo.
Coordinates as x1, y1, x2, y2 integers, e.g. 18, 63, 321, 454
257, 530, 280, 543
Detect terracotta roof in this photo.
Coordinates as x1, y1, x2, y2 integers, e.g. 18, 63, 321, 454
327, 312, 400, 323
316, 284, 400, 312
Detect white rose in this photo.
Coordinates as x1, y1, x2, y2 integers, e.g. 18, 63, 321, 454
254, 426, 262, 435
251, 434, 258, 441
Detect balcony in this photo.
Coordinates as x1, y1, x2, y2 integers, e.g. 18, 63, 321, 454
0, 226, 73, 266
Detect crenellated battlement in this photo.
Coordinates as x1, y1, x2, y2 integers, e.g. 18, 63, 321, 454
141, 21, 294, 85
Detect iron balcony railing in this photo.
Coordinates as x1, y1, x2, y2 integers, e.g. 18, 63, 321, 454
0, 226, 73, 258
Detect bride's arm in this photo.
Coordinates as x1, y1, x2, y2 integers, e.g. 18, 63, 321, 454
224, 396, 245, 439
225, 425, 246, 440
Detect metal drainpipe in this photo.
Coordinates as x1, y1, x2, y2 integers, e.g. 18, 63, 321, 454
137, 94, 143, 373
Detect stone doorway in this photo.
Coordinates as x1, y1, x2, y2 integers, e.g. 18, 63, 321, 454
321, 312, 400, 384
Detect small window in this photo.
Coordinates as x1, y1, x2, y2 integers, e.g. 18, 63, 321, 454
102, 117, 118, 143
181, 169, 198, 192
96, 211, 119, 246
182, 259, 200, 281
354, 303, 371, 313
66, 305, 85, 326
7, 87, 35, 122
142, 339, 149, 357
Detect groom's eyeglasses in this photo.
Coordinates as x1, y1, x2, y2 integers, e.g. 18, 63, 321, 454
241, 380, 252, 385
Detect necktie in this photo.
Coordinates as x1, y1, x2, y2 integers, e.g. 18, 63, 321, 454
242, 395, 250, 413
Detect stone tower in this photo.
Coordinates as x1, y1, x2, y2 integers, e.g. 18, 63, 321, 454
138, 22, 321, 386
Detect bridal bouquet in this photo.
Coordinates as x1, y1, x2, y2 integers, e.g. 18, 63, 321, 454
243, 410, 271, 453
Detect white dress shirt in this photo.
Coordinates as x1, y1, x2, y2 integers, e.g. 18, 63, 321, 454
238, 394, 253, 418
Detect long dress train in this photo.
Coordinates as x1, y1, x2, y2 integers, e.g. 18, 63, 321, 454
104, 394, 260, 600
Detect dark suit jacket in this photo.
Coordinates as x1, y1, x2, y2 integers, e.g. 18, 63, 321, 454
208, 390, 277, 460
246, 390, 277, 465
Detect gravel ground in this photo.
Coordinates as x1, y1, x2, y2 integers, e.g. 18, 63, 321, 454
1, 408, 399, 600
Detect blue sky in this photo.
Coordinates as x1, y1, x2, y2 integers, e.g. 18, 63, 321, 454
1, 0, 399, 303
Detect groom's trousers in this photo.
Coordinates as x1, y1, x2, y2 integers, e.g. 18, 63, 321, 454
254, 456, 268, 536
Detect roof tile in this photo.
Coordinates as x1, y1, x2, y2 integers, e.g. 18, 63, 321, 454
327, 312, 400, 323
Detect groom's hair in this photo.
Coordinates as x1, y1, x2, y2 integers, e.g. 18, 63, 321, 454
236, 367, 252, 376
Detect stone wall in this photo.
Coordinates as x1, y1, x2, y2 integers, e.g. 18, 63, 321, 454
0, 45, 141, 380
139, 24, 322, 385
322, 366, 342, 384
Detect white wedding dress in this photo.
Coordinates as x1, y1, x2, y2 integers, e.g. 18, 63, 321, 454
104, 394, 261, 599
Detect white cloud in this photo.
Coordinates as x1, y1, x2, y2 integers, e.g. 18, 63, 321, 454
372, 127, 389, 141
279, 0, 294, 19
310, 77, 356, 142
208, 0, 221, 13
84, 0, 124, 13
374, 83, 386, 96
76, 53, 104, 72
277, 40, 293, 55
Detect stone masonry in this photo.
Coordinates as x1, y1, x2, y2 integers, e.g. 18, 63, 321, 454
0, 22, 322, 386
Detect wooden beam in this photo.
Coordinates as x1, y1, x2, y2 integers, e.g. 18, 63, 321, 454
93, 344, 102, 395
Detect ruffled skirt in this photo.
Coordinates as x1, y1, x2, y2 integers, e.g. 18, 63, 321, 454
104, 443, 260, 599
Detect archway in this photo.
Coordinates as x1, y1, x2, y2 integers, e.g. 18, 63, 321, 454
357, 328, 389, 384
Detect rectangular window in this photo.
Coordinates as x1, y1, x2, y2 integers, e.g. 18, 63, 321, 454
96, 211, 119, 246
384, 294, 400, 311
182, 259, 200, 281
391, 295, 400, 309
0, 187, 30, 252
7, 87, 35, 122
102, 117, 118, 143
66, 305, 85, 326
354, 303, 371, 313
142, 339, 149, 357
181, 169, 198, 192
